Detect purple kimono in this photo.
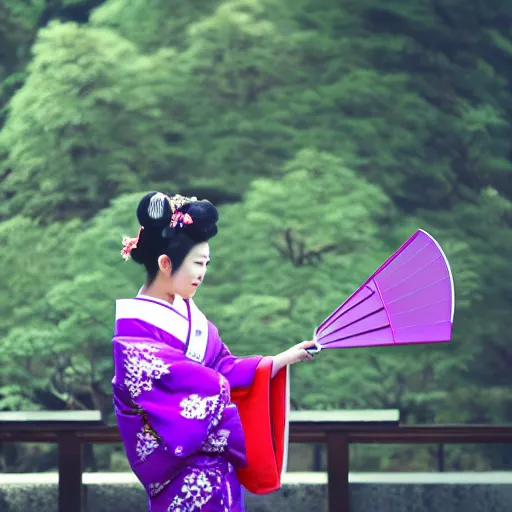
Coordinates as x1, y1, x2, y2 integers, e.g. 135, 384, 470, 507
112, 294, 264, 511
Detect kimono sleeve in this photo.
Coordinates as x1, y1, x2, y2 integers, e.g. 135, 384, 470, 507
207, 326, 290, 493
113, 339, 246, 469
231, 358, 290, 495
209, 324, 263, 388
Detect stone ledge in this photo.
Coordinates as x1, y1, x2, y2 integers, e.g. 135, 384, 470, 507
2, 471, 512, 485
0, 473, 511, 512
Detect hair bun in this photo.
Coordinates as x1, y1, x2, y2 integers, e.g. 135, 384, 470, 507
136, 192, 172, 230
180, 200, 219, 241
135, 192, 219, 252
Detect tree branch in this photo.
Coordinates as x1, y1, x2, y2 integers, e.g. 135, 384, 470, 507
272, 228, 339, 266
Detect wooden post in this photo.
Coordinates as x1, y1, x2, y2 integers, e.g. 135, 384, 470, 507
437, 443, 445, 472
58, 432, 83, 512
326, 432, 349, 512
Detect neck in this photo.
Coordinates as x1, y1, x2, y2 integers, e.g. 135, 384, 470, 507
140, 282, 175, 305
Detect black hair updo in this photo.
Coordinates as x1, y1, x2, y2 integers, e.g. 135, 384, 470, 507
130, 192, 218, 282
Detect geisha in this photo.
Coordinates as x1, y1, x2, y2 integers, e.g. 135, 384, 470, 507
112, 192, 315, 511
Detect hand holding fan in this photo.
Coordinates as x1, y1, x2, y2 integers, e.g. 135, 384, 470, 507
307, 230, 454, 355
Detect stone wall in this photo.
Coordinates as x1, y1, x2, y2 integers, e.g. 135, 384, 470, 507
0, 472, 511, 512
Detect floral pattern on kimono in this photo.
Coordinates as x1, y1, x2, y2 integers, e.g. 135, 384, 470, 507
202, 429, 231, 454
149, 479, 171, 497
167, 468, 227, 512
123, 343, 171, 398
179, 374, 230, 434
136, 427, 160, 462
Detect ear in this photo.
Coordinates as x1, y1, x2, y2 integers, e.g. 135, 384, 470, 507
157, 254, 172, 274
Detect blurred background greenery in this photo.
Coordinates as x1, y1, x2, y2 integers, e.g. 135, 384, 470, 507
1, 0, 511, 473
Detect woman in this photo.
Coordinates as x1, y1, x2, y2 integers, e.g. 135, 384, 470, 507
112, 192, 314, 512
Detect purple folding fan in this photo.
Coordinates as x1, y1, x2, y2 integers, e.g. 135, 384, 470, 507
308, 230, 454, 354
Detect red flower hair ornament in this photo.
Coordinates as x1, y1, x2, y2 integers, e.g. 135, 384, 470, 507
171, 211, 194, 229
121, 227, 144, 262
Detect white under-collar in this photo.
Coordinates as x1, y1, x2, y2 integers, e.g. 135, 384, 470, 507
115, 295, 209, 364
136, 293, 188, 319
116, 297, 189, 342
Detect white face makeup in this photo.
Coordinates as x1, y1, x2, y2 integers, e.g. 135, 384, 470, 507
171, 242, 210, 299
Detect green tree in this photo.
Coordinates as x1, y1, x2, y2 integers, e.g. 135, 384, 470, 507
0, 193, 143, 415
91, 0, 218, 51
0, 215, 81, 409
422, 188, 512, 421
1, 21, 175, 221
94, 0, 309, 198
0, 1, 106, 119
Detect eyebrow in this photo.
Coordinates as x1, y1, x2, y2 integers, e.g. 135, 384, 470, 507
195, 255, 210, 260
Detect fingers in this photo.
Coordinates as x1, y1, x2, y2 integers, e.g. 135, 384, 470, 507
297, 340, 316, 349
285, 341, 317, 365
302, 349, 314, 361
293, 341, 316, 362
299, 345, 314, 361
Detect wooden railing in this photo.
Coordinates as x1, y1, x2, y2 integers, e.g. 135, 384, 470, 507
1, 411, 512, 512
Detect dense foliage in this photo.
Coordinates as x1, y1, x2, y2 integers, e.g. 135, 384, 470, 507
1, 0, 511, 472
